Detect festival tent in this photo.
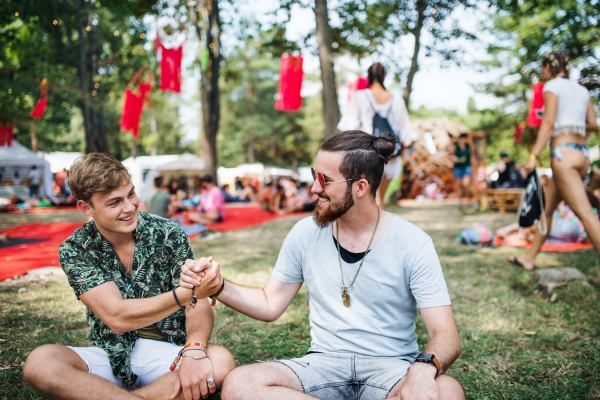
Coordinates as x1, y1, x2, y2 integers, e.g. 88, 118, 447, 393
38, 151, 82, 173
121, 154, 179, 202
0, 140, 53, 198
157, 153, 206, 192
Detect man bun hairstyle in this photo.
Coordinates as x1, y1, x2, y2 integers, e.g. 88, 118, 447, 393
367, 63, 386, 89
69, 153, 131, 205
542, 52, 570, 79
320, 130, 397, 197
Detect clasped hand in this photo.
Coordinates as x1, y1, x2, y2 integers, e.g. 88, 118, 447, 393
180, 257, 223, 298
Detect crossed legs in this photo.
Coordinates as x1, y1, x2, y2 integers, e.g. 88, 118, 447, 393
221, 362, 464, 400
23, 343, 234, 400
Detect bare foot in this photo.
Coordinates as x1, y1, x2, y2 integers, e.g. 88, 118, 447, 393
507, 256, 535, 270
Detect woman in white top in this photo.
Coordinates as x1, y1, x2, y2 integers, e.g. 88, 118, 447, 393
338, 63, 414, 210
509, 53, 599, 269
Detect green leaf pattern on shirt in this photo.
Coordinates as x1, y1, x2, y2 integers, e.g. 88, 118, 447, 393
58, 211, 194, 389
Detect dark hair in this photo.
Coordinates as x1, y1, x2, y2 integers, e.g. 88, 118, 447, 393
154, 176, 163, 188
320, 130, 396, 197
459, 132, 468, 138
367, 63, 386, 89
200, 174, 213, 184
542, 52, 570, 79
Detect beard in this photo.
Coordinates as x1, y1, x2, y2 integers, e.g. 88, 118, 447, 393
313, 185, 354, 228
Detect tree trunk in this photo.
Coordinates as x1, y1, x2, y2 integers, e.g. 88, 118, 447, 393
246, 82, 255, 163
403, 0, 426, 109
73, 0, 107, 154
314, 0, 340, 140
189, 0, 221, 181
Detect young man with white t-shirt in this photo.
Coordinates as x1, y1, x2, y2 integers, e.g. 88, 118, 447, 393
181, 131, 464, 400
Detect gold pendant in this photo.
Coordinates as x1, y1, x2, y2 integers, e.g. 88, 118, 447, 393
342, 287, 350, 307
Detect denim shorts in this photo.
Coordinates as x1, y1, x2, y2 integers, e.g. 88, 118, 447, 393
274, 352, 412, 400
453, 166, 472, 179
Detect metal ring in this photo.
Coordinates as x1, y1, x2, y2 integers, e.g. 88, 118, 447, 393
207, 377, 215, 385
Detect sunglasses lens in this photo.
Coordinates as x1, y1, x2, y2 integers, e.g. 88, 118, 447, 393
318, 173, 326, 188
311, 168, 316, 181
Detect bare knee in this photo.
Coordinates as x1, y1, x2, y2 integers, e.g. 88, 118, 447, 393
221, 366, 253, 400
24, 344, 84, 388
436, 374, 465, 400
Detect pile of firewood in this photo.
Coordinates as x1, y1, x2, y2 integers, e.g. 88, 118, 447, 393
400, 118, 469, 199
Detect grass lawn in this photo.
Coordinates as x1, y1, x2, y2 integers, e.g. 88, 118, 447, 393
1, 203, 599, 399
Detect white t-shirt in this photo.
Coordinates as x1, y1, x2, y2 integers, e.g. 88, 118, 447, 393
28, 169, 41, 185
543, 77, 590, 136
338, 90, 419, 145
272, 215, 451, 359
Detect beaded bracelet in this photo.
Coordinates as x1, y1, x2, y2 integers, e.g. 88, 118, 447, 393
209, 279, 225, 307
170, 342, 207, 371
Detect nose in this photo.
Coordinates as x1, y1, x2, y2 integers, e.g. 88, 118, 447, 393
311, 180, 323, 194
123, 197, 137, 213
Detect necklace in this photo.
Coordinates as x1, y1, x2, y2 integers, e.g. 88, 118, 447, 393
336, 206, 380, 307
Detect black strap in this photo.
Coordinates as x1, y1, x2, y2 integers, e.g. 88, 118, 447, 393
172, 287, 185, 310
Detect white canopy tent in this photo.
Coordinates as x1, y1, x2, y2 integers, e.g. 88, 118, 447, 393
121, 154, 180, 202
0, 141, 53, 198
38, 151, 83, 173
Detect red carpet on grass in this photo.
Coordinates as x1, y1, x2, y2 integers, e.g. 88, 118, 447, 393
204, 205, 304, 231
495, 237, 593, 252
0, 222, 85, 281
0, 206, 304, 281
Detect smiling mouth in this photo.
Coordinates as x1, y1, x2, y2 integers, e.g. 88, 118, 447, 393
119, 215, 134, 222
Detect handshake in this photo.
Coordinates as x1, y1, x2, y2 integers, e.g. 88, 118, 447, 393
179, 256, 224, 300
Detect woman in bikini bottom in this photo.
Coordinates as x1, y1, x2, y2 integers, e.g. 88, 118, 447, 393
508, 52, 599, 270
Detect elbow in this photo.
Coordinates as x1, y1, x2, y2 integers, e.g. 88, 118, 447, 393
108, 319, 131, 336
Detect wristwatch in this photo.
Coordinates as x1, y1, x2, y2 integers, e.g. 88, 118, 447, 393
414, 353, 441, 377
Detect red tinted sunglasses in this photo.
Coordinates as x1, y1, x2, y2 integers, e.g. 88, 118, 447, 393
311, 168, 360, 189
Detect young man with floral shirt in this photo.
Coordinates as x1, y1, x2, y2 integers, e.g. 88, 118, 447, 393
23, 153, 233, 400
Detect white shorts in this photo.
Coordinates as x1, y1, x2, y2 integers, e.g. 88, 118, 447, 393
68, 338, 181, 388
383, 156, 402, 180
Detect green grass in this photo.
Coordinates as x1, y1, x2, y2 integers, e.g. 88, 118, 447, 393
1, 203, 599, 399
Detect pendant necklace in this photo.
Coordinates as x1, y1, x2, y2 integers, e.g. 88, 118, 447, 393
336, 206, 380, 307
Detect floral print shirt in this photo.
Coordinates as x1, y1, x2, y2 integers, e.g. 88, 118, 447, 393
59, 211, 194, 388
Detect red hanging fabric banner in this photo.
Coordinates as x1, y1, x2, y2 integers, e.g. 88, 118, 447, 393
526, 82, 545, 127
275, 54, 303, 112
159, 46, 182, 93
121, 89, 144, 138
31, 78, 49, 119
347, 77, 368, 105
31, 97, 47, 119
514, 122, 524, 143
138, 81, 152, 108
0, 125, 14, 147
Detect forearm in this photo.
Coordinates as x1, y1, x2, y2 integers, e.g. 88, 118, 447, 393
184, 297, 214, 345
216, 280, 281, 322
107, 287, 194, 334
421, 328, 462, 375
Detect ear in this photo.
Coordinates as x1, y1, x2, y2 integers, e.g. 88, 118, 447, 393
77, 200, 94, 218
354, 178, 371, 199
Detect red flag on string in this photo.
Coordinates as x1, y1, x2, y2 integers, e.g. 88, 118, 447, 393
526, 82, 545, 127
275, 54, 303, 112
121, 89, 144, 138
31, 97, 47, 119
31, 78, 49, 119
159, 46, 182, 93
0, 125, 14, 147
